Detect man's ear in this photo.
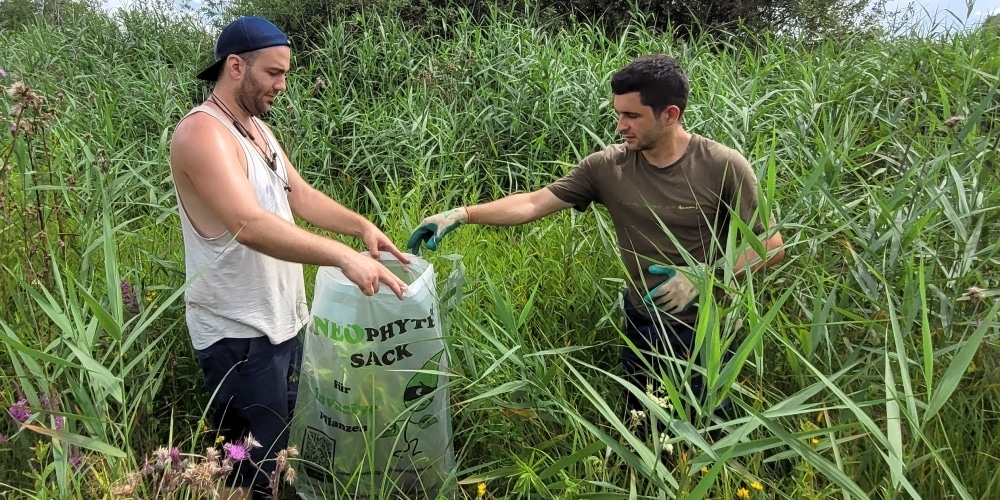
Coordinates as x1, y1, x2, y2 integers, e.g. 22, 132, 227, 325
664, 105, 682, 125
223, 54, 246, 80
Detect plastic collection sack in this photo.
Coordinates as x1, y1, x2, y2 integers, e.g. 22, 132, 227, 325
291, 252, 455, 499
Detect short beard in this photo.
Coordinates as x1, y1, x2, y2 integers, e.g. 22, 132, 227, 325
625, 138, 652, 152
234, 75, 269, 118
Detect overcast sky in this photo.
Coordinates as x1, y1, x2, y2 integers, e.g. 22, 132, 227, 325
886, 0, 1000, 27
101, 0, 999, 31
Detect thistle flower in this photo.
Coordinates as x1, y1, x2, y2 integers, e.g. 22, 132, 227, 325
110, 484, 135, 497
170, 447, 181, 465
284, 465, 297, 484
8, 399, 31, 423
942, 115, 966, 128
223, 442, 250, 461
152, 447, 172, 468
963, 286, 986, 303
121, 280, 140, 314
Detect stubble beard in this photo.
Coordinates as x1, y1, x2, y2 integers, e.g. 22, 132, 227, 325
235, 74, 271, 118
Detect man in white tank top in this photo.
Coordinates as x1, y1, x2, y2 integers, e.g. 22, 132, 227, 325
169, 16, 409, 498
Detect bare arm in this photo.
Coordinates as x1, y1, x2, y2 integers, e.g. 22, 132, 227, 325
465, 187, 573, 226
277, 144, 408, 263
733, 231, 785, 277
170, 114, 405, 296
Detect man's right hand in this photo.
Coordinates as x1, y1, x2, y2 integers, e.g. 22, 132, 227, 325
341, 252, 407, 299
406, 207, 469, 254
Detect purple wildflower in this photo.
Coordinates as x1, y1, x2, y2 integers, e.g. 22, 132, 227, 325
170, 447, 181, 464
223, 442, 250, 461
121, 280, 139, 314
54, 415, 64, 430
8, 399, 31, 423
0, 434, 7, 445
69, 454, 84, 469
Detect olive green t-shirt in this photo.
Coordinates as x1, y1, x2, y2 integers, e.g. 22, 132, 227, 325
546, 134, 765, 325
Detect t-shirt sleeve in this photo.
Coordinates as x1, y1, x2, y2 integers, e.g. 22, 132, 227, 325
724, 151, 767, 234
545, 150, 604, 212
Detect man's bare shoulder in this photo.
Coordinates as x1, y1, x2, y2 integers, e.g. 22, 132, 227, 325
170, 110, 236, 170
171, 110, 224, 147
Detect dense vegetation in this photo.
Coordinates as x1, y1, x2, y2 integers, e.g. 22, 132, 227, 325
1, 1, 999, 498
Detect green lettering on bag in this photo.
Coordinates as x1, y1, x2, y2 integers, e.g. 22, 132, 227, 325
313, 316, 365, 345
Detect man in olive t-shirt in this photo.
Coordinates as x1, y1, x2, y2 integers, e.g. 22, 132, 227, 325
407, 54, 785, 431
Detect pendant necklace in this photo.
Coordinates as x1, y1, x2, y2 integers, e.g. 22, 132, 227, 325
209, 94, 291, 192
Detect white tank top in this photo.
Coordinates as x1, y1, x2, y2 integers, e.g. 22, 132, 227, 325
175, 105, 308, 350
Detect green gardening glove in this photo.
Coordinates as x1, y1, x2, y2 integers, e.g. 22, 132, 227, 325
642, 264, 699, 315
407, 207, 469, 254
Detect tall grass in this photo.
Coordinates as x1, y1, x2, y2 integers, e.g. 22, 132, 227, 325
1, 4, 999, 498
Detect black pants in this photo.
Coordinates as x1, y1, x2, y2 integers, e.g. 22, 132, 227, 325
621, 298, 732, 422
195, 335, 303, 493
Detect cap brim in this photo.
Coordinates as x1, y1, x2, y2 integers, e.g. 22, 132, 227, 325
196, 59, 224, 82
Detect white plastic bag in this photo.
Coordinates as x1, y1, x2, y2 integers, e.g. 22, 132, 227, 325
291, 252, 455, 499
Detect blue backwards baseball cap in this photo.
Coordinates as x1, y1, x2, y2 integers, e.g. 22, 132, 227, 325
197, 16, 290, 81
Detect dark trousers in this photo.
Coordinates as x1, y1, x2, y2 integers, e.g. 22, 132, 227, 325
195, 335, 303, 492
621, 298, 732, 424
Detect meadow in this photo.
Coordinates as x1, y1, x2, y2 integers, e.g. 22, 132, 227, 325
1, 3, 999, 498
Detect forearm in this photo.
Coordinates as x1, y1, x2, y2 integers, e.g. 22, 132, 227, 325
235, 210, 360, 267
291, 186, 371, 237
732, 232, 785, 277
465, 190, 565, 226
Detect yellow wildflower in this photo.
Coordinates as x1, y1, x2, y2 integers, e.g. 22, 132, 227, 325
215, 435, 226, 445
811, 437, 820, 446
144, 290, 158, 303
750, 480, 763, 491
736, 487, 750, 499
199, 420, 210, 433
477, 482, 486, 498
701, 466, 709, 474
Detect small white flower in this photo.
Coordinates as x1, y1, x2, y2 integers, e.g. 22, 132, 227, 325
659, 432, 674, 454
628, 409, 646, 429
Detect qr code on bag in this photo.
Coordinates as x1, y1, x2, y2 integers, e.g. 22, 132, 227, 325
301, 426, 336, 481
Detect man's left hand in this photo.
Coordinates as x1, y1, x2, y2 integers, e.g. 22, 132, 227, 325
360, 223, 411, 265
